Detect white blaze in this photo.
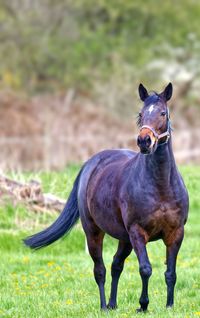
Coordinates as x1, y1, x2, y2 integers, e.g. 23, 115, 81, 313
148, 105, 154, 114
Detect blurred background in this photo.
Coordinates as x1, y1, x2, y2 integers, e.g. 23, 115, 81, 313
0, 3, 200, 316
0, 0, 200, 171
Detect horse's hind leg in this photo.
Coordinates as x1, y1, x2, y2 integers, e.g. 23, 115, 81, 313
86, 229, 107, 310
107, 240, 132, 309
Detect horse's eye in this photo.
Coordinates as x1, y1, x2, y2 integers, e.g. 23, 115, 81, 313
161, 111, 166, 116
139, 112, 142, 117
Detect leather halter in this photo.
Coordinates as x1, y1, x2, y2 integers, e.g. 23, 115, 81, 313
140, 108, 171, 147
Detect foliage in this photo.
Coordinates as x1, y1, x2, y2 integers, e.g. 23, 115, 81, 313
0, 165, 199, 317
0, 0, 200, 94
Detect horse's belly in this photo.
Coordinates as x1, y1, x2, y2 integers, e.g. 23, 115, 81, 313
88, 189, 130, 241
91, 207, 130, 241
97, 221, 129, 241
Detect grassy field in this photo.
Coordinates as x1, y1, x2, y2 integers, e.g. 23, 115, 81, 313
0, 165, 199, 318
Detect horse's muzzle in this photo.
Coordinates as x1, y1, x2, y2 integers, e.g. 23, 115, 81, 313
137, 134, 153, 154
137, 126, 158, 154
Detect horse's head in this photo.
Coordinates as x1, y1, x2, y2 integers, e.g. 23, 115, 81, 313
137, 83, 173, 154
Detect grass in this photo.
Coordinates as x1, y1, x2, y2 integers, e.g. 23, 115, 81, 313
0, 165, 199, 317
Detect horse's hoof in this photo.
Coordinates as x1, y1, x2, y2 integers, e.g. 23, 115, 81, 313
166, 305, 174, 309
101, 306, 108, 312
136, 307, 147, 313
107, 303, 117, 310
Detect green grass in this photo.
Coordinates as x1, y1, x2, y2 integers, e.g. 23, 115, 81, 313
0, 165, 199, 317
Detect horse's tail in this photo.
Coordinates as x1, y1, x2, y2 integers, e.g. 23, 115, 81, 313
23, 167, 84, 250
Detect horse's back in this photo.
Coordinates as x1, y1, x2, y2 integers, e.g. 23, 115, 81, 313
79, 149, 136, 189
91, 148, 136, 163
78, 149, 136, 198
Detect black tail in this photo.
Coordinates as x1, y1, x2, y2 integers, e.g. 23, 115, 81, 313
24, 168, 83, 250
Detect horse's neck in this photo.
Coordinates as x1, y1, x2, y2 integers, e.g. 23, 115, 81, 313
143, 138, 176, 188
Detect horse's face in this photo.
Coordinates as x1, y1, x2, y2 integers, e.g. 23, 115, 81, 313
137, 83, 173, 154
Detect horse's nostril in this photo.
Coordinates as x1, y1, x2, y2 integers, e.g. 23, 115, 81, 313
137, 135, 151, 149
145, 135, 151, 147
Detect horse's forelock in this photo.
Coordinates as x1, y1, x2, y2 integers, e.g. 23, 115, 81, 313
144, 93, 160, 107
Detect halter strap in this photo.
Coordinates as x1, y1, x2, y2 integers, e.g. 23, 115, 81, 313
140, 125, 170, 140
140, 109, 171, 146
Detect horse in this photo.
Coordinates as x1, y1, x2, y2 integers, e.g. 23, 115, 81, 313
24, 83, 189, 312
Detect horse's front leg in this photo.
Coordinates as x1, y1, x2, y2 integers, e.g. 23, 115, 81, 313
129, 225, 152, 312
165, 227, 184, 308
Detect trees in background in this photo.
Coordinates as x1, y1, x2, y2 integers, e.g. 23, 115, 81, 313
0, 0, 200, 116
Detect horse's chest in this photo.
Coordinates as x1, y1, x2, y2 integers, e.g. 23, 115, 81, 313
148, 204, 180, 226
142, 202, 182, 240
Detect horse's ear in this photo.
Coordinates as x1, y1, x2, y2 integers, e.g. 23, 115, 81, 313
162, 82, 173, 101
138, 83, 149, 101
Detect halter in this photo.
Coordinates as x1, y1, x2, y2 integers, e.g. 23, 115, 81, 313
140, 108, 171, 147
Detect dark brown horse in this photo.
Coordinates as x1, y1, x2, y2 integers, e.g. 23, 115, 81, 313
24, 83, 189, 312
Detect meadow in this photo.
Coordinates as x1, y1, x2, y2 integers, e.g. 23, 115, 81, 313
0, 165, 199, 318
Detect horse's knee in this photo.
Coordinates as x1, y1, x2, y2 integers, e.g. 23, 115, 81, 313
94, 263, 106, 285
165, 271, 176, 286
111, 258, 124, 277
139, 264, 152, 279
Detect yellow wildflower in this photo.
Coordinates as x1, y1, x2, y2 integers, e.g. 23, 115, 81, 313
47, 261, 55, 267
22, 256, 30, 264
44, 273, 50, 277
